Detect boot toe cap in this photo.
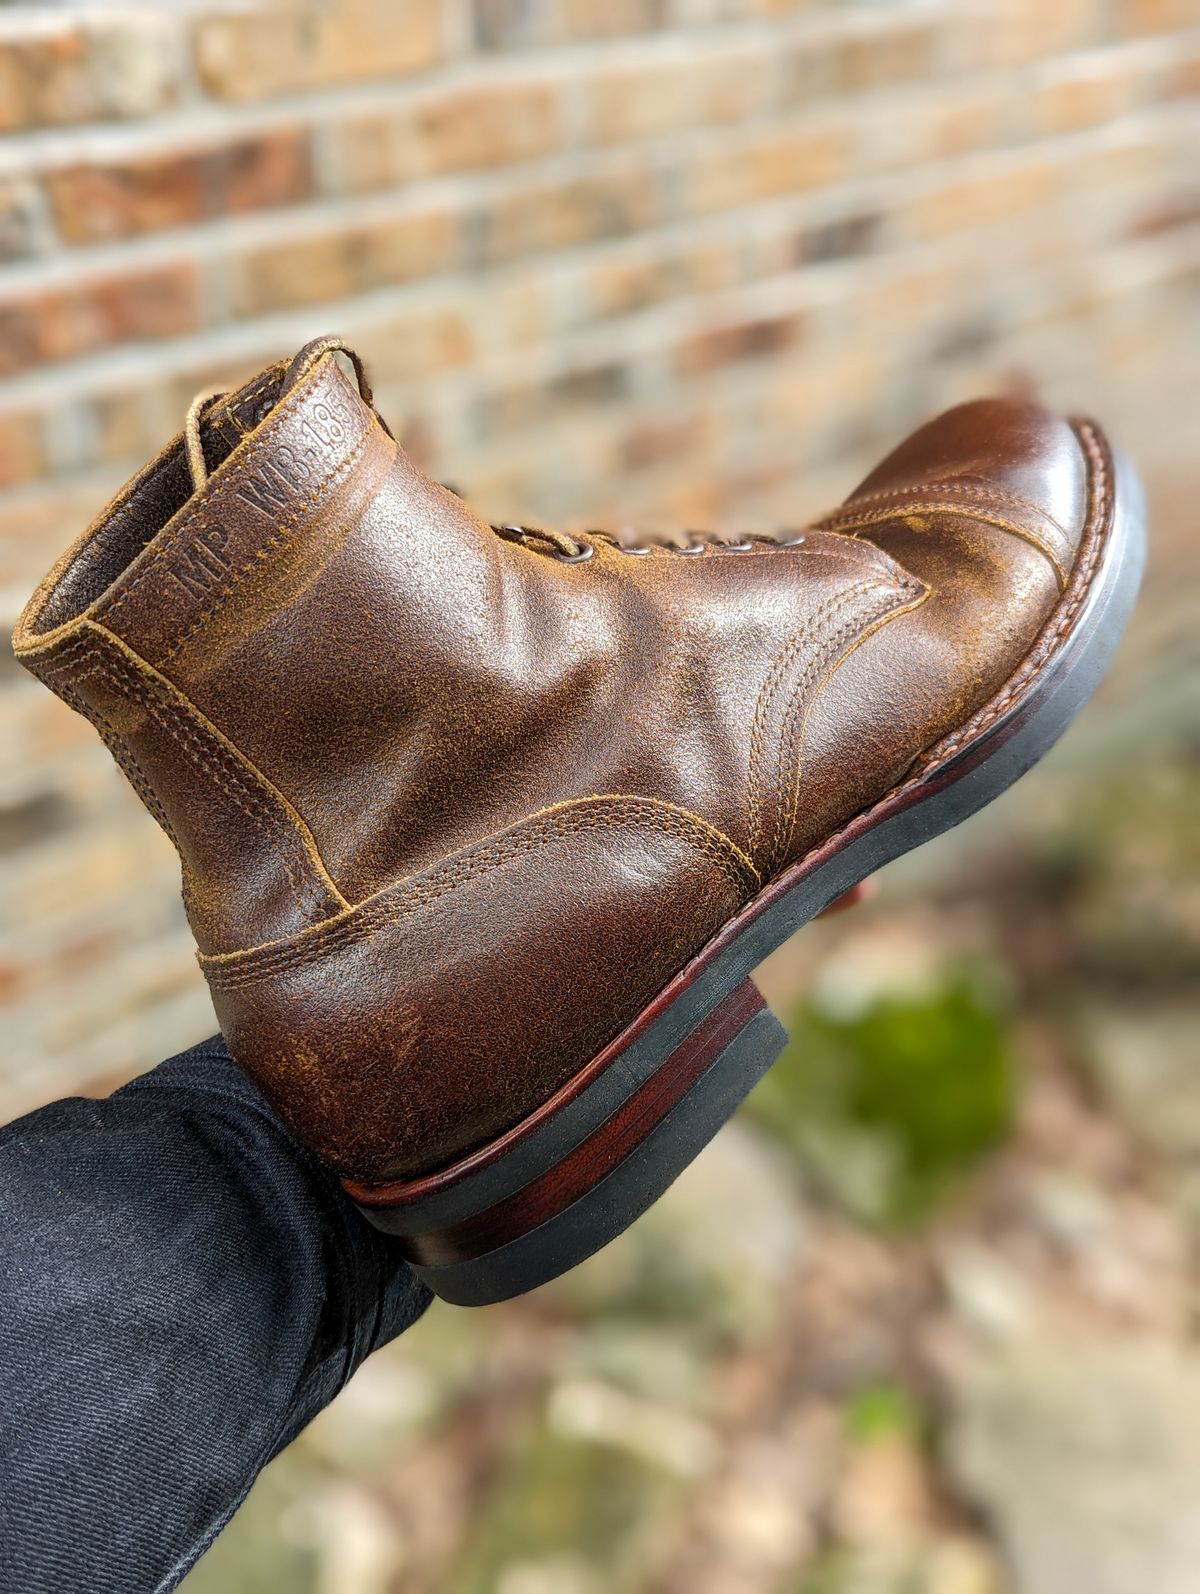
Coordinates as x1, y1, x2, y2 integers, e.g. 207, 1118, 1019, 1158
842, 396, 1091, 591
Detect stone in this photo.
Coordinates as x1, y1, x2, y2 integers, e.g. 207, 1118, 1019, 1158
947, 1344, 1200, 1594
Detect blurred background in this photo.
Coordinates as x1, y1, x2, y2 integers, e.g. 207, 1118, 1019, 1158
1, 0, 1197, 1589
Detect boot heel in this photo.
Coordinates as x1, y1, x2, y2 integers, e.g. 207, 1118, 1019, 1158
348, 976, 787, 1306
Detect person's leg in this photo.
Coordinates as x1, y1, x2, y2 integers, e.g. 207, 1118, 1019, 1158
0, 1039, 431, 1594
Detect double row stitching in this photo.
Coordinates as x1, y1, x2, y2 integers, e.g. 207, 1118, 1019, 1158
93, 653, 334, 923
102, 363, 341, 623
55, 679, 184, 854
767, 583, 923, 871
41, 626, 341, 925
823, 502, 1068, 591
746, 579, 885, 859
201, 797, 758, 990
907, 421, 1109, 767
159, 422, 374, 665
818, 476, 1072, 540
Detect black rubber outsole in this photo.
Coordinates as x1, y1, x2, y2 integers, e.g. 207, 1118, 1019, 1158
364, 446, 1147, 1307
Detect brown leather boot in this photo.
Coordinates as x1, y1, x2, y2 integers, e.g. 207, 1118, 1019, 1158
15, 337, 1144, 1304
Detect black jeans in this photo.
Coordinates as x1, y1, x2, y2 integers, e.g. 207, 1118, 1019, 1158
0, 1038, 431, 1594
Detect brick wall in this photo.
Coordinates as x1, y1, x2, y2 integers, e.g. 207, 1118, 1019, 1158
1, 0, 1197, 1114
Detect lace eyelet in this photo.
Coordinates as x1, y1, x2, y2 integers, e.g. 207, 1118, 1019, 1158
777, 532, 807, 547
556, 539, 595, 564
675, 540, 706, 555
723, 540, 754, 552
616, 541, 652, 555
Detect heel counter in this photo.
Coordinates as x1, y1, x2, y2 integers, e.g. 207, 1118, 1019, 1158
200, 796, 757, 1180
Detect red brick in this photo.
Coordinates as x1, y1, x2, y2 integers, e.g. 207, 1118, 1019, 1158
676, 310, 804, 374
585, 52, 759, 144
0, 28, 95, 133
474, 0, 669, 50
620, 411, 712, 471
585, 239, 737, 322
0, 262, 200, 378
682, 121, 849, 214
89, 388, 157, 468
89, 261, 202, 345
218, 129, 315, 216
0, 180, 38, 264
836, 19, 939, 91
335, 82, 563, 192
476, 170, 660, 264
1028, 61, 1128, 137
1163, 42, 1200, 98
0, 411, 48, 490
43, 128, 313, 246
231, 209, 460, 317
231, 233, 353, 318
904, 158, 1060, 242
1116, 0, 1195, 34
0, 17, 178, 132
365, 308, 476, 380
45, 153, 203, 245
193, 0, 445, 102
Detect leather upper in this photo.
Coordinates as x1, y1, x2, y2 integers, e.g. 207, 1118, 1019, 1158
14, 343, 1093, 1180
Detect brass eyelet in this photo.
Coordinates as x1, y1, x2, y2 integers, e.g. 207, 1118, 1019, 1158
556, 539, 595, 564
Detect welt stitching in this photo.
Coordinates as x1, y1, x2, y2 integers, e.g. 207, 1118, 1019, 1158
158, 424, 373, 665
746, 579, 882, 858
770, 583, 926, 869
202, 800, 756, 989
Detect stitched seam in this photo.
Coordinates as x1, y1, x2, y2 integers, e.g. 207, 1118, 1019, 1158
818, 476, 1073, 540
200, 798, 758, 989
45, 627, 340, 923
766, 583, 922, 871
158, 423, 374, 665
204, 800, 754, 982
102, 365, 332, 616
208, 422, 1111, 991
906, 420, 1110, 767
746, 579, 886, 858
56, 679, 183, 851
771, 584, 933, 870
92, 655, 333, 922
101, 368, 368, 639
822, 503, 1068, 589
